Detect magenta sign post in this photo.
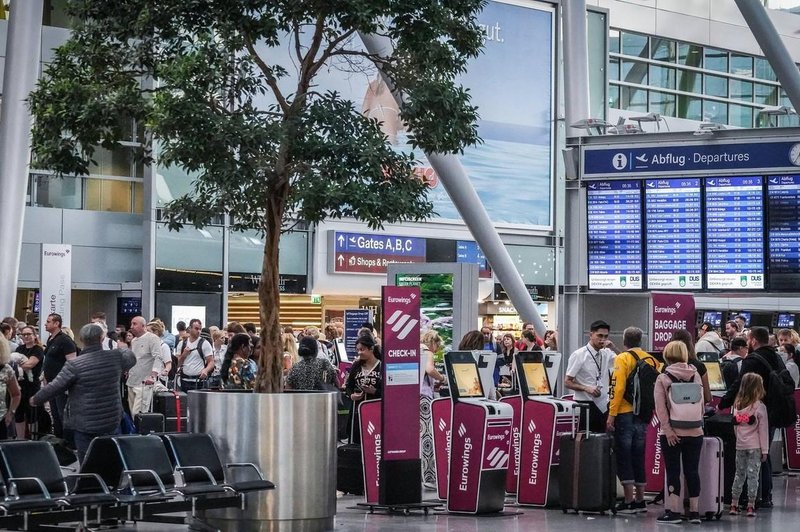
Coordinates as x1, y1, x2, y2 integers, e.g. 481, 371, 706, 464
379, 285, 422, 505
652, 293, 696, 351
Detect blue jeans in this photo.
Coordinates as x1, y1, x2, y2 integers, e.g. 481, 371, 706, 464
74, 426, 120, 465
614, 412, 647, 485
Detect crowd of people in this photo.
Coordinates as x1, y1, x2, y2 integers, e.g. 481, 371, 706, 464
563, 318, 797, 522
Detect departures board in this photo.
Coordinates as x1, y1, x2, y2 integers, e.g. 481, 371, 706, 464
585, 174, 799, 291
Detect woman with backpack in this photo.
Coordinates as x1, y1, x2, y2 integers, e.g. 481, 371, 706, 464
654, 340, 705, 524
728, 373, 769, 517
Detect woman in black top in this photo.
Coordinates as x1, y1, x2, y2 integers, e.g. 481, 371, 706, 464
670, 329, 712, 403
286, 337, 337, 390
345, 335, 382, 443
14, 326, 43, 437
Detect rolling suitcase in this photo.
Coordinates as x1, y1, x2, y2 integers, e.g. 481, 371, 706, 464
558, 404, 616, 514
704, 414, 736, 505
666, 436, 724, 520
336, 443, 364, 495
153, 390, 188, 432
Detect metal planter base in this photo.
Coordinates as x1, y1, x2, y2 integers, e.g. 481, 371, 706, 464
189, 389, 338, 532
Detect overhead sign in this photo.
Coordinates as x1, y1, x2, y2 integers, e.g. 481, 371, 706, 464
329, 231, 426, 274
651, 293, 696, 351
583, 140, 800, 177
768, 175, 800, 290
40, 244, 72, 329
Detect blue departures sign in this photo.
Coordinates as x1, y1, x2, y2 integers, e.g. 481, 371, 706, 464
768, 175, 800, 290
645, 178, 703, 290
587, 180, 643, 290
704, 176, 765, 289
584, 141, 800, 177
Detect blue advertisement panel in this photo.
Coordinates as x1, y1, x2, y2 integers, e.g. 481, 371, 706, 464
644, 178, 703, 290
768, 175, 800, 290
299, 1, 555, 228
344, 309, 372, 360
587, 180, 643, 290
584, 140, 800, 177
704, 176, 765, 289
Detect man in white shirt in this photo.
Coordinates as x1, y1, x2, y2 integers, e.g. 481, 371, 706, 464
128, 316, 163, 415
564, 320, 618, 433
176, 319, 215, 393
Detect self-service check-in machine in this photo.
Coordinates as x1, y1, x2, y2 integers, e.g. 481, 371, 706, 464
444, 351, 513, 514
510, 351, 575, 506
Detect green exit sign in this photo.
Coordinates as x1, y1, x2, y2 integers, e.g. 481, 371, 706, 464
311, 294, 322, 305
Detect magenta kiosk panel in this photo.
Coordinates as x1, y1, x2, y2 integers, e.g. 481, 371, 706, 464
445, 351, 513, 514
784, 390, 800, 471
514, 352, 575, 507
499, 394, 523, 494
431, 397, 452, 501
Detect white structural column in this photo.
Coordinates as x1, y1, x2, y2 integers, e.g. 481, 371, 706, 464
360, 32, 547, 336
0, 0, 44, 317
735, 0, 800, 113
562, 0, 591, 136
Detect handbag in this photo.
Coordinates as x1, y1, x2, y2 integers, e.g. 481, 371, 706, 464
322, 367, 344, 406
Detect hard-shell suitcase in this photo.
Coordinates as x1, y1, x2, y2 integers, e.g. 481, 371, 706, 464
154, 390, 188, 432
336, 443, 364, 495
666, 436, 724, 520
558, 404, 616, 514
134, 412, 165, 434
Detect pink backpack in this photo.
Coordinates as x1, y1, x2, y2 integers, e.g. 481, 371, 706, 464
666, 372, 704, 429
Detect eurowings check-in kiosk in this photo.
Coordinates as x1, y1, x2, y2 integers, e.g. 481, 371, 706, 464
444, 351, 513, 514
511, 352, 575, 506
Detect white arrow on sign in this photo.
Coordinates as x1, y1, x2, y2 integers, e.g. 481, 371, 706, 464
337, 234, 345, 246
337, 255, 344, 266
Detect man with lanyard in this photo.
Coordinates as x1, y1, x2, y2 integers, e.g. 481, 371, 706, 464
564, 320, 618, 433
41, 313, 77, 443
177, 319, 215, 393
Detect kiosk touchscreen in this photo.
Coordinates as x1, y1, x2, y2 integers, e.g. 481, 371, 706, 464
697, 352, 726, 393
444, 351, 513, 514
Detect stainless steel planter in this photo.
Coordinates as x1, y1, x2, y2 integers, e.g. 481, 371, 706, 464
189, 389, 338, 531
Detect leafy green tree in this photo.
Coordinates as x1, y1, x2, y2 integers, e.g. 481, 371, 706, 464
30, 0, 485, 392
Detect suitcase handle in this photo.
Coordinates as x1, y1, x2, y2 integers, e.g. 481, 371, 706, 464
570, 403, 591, 437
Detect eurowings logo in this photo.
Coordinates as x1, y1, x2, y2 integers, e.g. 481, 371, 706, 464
386, 310, 419, 340
438, 418, 447, 432
367, 421, 376, 436
651, 416, 660, 428
486, 447, 510, 468
457, 423, 467, 438
527, 420, 537, 433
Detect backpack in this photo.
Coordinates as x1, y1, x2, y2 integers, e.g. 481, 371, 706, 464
749, 352, 797, 428
665, 373, 704, 429
172, 337, 209, 380
720, 355, 743, 390
623, 351, 660, 422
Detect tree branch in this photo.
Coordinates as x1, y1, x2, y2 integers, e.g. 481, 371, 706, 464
242, 31, 289, 114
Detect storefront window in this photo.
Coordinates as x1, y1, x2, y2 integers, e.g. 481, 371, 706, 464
84, 179, 135, 212
228, 229, 309, 276
33, 175, 82, 209
156, 223, 224, 273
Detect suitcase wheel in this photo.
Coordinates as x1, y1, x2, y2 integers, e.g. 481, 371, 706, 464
562, 509, 567, 514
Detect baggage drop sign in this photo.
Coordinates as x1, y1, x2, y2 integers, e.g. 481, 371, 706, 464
651, 293, 695, 351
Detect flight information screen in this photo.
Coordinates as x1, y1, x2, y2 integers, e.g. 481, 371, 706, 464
767, 175, 800, 290
645, 178, 703, 289
587, 180, 643, 289
704, 176, 765, 289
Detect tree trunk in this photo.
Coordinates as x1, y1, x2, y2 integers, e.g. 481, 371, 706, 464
254, 201, 284, 393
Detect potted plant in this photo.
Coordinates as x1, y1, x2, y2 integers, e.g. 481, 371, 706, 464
30, 0, 485, 528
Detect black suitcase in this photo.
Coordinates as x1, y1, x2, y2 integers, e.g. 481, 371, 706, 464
135, 412, 165, 434
338, 393, 352, 442
558, 404, 616, 514
153, 391, 188, 418
337, 443, 364, 495
164, 416, 189, 432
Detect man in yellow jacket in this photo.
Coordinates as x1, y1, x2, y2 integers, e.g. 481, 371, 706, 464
607, 326, 662, 515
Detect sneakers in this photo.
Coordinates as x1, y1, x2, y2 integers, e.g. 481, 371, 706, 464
615, 501, 635, 514
746, 506, 756, 517
729, 504, 738, 515
688, 512, 702, 524
657, 510, 682, 524
630, 500, 648, 513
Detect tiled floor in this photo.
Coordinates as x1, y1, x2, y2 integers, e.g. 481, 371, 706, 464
103, 472, 800, 530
